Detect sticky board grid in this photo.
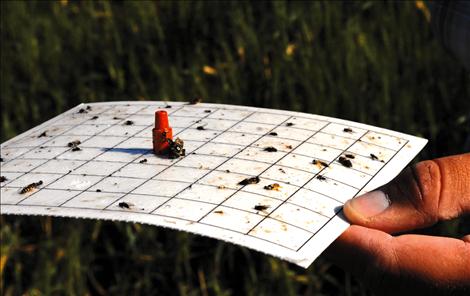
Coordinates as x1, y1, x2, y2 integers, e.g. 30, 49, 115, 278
0, 101, 427, 267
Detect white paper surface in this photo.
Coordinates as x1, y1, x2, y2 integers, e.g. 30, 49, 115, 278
0, 101, 427, 268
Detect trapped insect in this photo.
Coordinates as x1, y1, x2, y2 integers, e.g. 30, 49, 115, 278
20, 181, 43, 194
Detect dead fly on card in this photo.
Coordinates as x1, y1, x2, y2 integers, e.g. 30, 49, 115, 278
167, 138, 185, 159
20, 181, 43, 194
238, 176, 260, 186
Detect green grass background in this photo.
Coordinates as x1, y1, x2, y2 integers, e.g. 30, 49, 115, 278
1, 1, 469, 295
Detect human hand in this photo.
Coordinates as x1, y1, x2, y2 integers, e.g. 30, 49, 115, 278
326, 153, 470, 296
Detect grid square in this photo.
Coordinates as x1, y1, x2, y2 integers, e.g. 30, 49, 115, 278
237, 147, 286, 164
222, 191, 283, 216
208, 109, 253, 121
218, 159, 270, 176
57, 148, 104, 161
134, 126, 153, 138
201, 206, 264, 233
288, 188, 342, 218
154, 166, 210, 183
348, 140, 395, 163
198, 170, 249, 190
321, 123, 366, 140
0, 147, 31, 160
292, 142, 342, 162
115, 137, 153, 150
6, 173, 62, 189
73, 161, 125, 176
361, 131, 405, 151
108, 194, 169, 213
324, 162, 371, 188
195, 143, 243, 157
190, 118, 238, 131
269, 126, 313, 141
242, 179, 299, 201
89, 176, 146, 193
245, 112, 290, 125
113, 163, 166, 179
37, 125, 74, 137
339, 152, 384, 174
94, 148, 144, 163
277, 154, 321, 173
62, 124, 111, 136
84, 114, 125, 125
119, 114, 152, 126
304, 177, 357, 203
261, 165, 314, 187
131, 180, 190, 197
47, 174, 103, 191
308, 132, 355, 150
6, 134, 54, 148
212, 131, 260, 146
21, 147, 69, 160
63, 191, 123, 209
167, 116, 201, 128
248, 218, 311, 250
100, 125, 145, 137
269, 203, 329, 233
175, 128, 222, 142
252, 136, 301, 153
175, 153, 228, 170
104, 104, 144, 115
229, 122, 276, 135
171, 106, 216, 117
285, 117, 327, 131
46, 135, 92, 147
80, 136, 128, 148
20, 189, 80, 206
0, 158, 48, 173
175, 184, 236, 204
153, 199, 215, 221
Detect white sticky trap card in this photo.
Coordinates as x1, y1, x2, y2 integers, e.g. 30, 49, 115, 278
0, 101, 427, 268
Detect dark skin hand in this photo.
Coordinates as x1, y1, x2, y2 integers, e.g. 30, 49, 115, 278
326, 153, 470, 296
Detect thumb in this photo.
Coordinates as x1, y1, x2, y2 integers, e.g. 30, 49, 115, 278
343, 153, 470, 233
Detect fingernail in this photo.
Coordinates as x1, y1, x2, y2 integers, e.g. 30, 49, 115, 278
347, 190, 390, 218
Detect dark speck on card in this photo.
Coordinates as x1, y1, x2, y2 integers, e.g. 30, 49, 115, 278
214, 210, 224, 214
20, 181, 43, 194
124, 120, 134, 125
254, 205, 269, 211
0, 176, 7, 182
269, 132, 278, 136
118, 202, 130, 209
91, 116, 99, 120
204, 110, 211, 113
96, 189, 102, 192
316, 175, 326, 181
238, 176, 260, 186
139, 159, 148, 163
78, 108, 88, 114
286, 122, 294, 127
263, 146, 277, 152
345, 154, 355, 159
196, 126, 205, 130
343, 127, 353, 133
165, 105, 172, 108
38, 131, 47, 138
338, 156, 353, 168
